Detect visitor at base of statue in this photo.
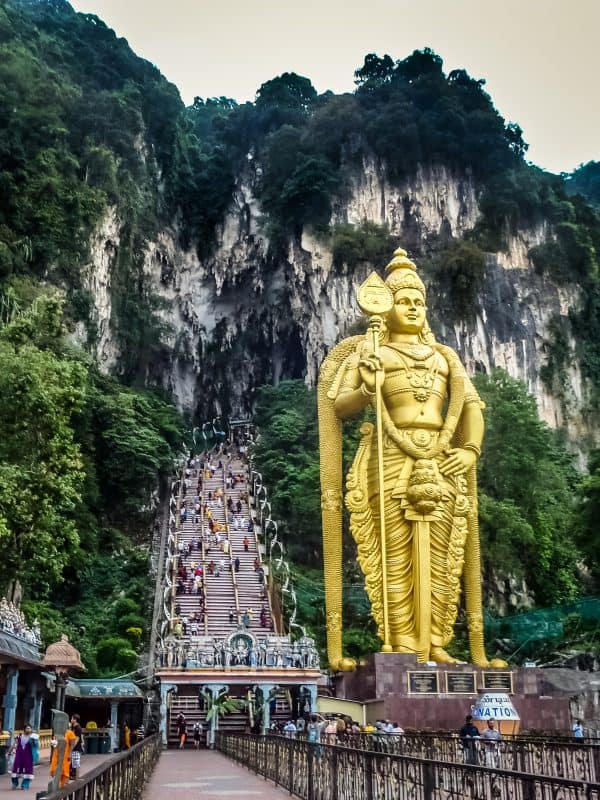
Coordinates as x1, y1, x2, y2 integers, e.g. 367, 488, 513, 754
481, 719, 502, 767
459, 714, 480, 765
572, 719, 584, 738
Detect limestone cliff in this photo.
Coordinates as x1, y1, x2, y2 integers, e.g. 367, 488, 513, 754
81, 157, 593, 452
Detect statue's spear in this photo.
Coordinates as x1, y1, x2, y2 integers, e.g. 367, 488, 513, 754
357, 272, 394, 654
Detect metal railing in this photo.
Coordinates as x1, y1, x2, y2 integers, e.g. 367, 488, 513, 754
216, 732, 600, 800
43, 733, 161, 800
0, 728, 53, 748
312, 731, 600, 783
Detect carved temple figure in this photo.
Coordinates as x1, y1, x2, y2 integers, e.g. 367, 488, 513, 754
318, 248, 506, 671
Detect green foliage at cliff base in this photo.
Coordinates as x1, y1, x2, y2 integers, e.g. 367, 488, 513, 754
0, 290, 182, 675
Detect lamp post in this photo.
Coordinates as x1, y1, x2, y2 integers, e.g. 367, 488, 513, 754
39, 635, 85, 797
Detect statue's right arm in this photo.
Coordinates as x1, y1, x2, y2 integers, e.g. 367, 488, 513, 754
333, 350, 374, 419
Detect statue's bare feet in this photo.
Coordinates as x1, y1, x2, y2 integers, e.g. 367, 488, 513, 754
430, 647, 462, 664
332, 657, 357, 672
472, 656, 508, 668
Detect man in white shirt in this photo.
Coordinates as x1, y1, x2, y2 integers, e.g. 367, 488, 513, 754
481, 719, 502, 767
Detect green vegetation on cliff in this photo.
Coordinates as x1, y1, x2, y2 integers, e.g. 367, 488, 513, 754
0, 290, 182, 674
566, 161, 600, 209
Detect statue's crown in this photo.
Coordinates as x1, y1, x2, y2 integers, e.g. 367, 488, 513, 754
385, 247, 425, 296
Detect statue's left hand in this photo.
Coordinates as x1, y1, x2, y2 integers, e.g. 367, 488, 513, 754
440, 448, 477, 477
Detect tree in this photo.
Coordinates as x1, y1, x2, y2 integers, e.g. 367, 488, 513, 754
256, 72, 317, 113
201, 687, 247, 724
395, 48, 444, 83
429, 240, 487, 321
331, 221, 396, 270
354, 53, 395, 89
90, 376, 182, 524
258, 128, 339, 235
577, 449, 600, 586
566, 161, 600, 208
475, 370, 582, 604
0, 295, 86, 594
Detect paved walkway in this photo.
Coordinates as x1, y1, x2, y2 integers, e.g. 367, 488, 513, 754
0, 753, 108, 798
142, 750, 289, 799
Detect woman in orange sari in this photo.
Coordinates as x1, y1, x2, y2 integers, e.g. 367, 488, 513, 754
50, 729, 77, 788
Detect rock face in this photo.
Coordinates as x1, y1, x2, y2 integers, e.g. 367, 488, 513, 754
82, 157, 593, 451
81, 207, 120, 372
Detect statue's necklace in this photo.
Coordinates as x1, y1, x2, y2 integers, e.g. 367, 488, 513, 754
387, 344, 439, 404
387, 342, 434, 361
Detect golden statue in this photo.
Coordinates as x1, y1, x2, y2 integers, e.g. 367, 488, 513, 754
318, 248, 506, 671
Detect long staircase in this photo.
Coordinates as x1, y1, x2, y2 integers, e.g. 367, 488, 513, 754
168, 686, 292, 739
173, 447, 273, 646
164, 437, 297, 746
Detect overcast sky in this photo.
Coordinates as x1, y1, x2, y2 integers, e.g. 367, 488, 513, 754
70, 0, 599, 175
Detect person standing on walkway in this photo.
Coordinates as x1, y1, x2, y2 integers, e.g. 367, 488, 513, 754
243, 536, 249, 552
50, 727, 77, 789
459, 715, 480, 765
10, 724, 34, 790
307, 715, 325, 741
324, 718, 337, 743
70, 714, 84, 780
234, 557, 240, 572
572, 719, 584, 739
177, 713, 187, 750
481, 719, 502, 767
123, 722, 131, 749
193, 722, 202, 750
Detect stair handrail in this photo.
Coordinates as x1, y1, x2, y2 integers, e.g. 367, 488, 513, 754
170, 470, 185, 635
223, 454, 241, 621
199, 453, 210, 635
246, 454, 305, 641
260, 518, 278, 631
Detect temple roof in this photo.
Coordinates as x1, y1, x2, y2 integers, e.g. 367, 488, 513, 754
65, 679, 144, 699
0, 629, 42, 668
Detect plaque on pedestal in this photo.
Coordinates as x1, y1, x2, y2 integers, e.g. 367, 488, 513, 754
408, 671, 439, 694
445, 672, 476, 694
333, 653, 570, 732
482, 671, 514, 692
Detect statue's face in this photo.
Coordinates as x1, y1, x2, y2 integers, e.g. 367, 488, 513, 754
387, 289, 426, 334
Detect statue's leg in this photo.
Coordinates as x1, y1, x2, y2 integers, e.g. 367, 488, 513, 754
429, 477, 463, 664
368, 445, 417, 653
387, 516, 417, 651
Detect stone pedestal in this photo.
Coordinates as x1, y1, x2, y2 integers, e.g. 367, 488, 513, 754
333, 653, 570, 732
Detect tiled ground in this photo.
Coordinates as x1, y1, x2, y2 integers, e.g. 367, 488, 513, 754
142, 749, 289, 799
0, 752, 108, 798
